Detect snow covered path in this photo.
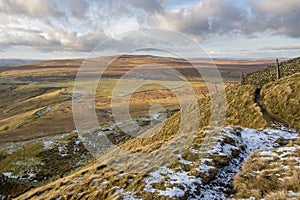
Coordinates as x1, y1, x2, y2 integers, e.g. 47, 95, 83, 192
197, 126, 298, 200
140, 126, 298, 200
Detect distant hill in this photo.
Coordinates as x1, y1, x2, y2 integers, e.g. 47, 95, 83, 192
0, 55, 272, 83
242, 57, 300, 86
14, 71, 300, 200
0, 55, 299, 200
0, 59, 42, 67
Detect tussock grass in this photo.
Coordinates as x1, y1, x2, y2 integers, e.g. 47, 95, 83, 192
233, 138, 300, 199
242, 57, 300, 86
264, 190, 300, 200
261, 72, 300, 130
14, 127, 244, 200
225, 85, 267, 129
0, 108, 39, 131
13, 84, 269, 199
0, 134, 94, 199
0, 142, 43, 174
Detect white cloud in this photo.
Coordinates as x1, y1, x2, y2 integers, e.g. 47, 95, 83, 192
262, 44, 300, 50
0, 0, 300, 58
64, 0, 89, 17
0, 0, 63, 18
152, 0, 300, 40
251, 0, 300, 15
0, 26, 107, 52
152, 0, 244, 40
125, 0, 164, 13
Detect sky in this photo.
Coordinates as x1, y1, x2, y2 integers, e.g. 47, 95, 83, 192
0, 0, 299, 59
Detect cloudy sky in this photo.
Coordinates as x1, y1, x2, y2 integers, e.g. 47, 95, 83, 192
0, 0, 299, 59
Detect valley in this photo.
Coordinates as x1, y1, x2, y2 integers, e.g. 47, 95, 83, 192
0, 55, 299, 200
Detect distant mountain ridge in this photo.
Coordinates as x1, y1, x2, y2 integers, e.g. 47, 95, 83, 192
0, 59, 42, 67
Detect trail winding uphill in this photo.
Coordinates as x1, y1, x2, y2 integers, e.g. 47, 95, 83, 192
254, 87, 285, 127
141, 126, 298, 200
14, 125, 298, 200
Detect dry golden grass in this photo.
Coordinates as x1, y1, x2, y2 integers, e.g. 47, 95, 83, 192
225, 84, 267, 129
13, 83, 270, 200
0, 55, 271, 83
0, 108, 40, 131
233, 138, 300, 199
14, 127, 243, 200
0, 55, 271, 143
264, 190, 300, 200
0, 55, 277, 199
261, 72, 300, 130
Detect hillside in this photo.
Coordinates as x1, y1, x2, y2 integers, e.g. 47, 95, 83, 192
261, 73, 300, 130
15, 126, 298, 200
0, 55, 272, 83
13, 72, 300, 199
2, 0, 300, 199
0, 59, 42, 67
242, 57, 300, 86
0, 55, 271, 144
0, 56, 298, 199
233, 137, 300, 199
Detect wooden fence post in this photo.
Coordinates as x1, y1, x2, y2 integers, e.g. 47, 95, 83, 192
241, 71, 245, 85
22, 145, 25, 161
276, 59, 281, 79
214, 84, 218, 93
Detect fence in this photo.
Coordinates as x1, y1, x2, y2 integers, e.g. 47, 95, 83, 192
241, 57, 300, 86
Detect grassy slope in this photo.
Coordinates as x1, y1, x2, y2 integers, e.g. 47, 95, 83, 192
0, 55, 270, 143
14, 83, 268, 200
15, 127, 245, 200
233, 138, 300, 199
15, 69, 300, 199
232, 72, 300, 199
225, 85, 267, 129
261, 72, 300, 130
0, 133, 93, 199
0, 56, 291, 199
242, 57, 300, 86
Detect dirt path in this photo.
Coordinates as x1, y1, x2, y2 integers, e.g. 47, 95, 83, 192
254, 87, 288, 128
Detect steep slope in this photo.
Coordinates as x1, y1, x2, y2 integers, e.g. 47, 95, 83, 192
14, 68, 300, 199
1, 56, 298, 199
233, 137, 300, 199
242, 57, 300, 86
0, 56, 270, 144
13, 83, 272, 200
261, 72, 300, 130
14, 126, 298, 200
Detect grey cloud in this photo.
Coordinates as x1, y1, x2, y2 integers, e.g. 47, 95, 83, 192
155, 0, 248, 40
40, 28, 108, 52
133, 48, 166, 52
250, 0, 300, 15
153, 0, 300, 40
0, 0, 64, 18
1, 0, 300, 56
153, 0, 245, 41
124, 0, 164, 13
62, 0, 89, 18
90, 28, 207, 58
0, 26, 108, 52
246, 0, 300, 38
262, 44, 300, 51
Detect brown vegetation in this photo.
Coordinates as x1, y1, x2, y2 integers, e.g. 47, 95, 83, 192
261, 72, 300, 130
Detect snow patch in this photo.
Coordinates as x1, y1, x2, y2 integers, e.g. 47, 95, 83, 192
43, 140, 54, 149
